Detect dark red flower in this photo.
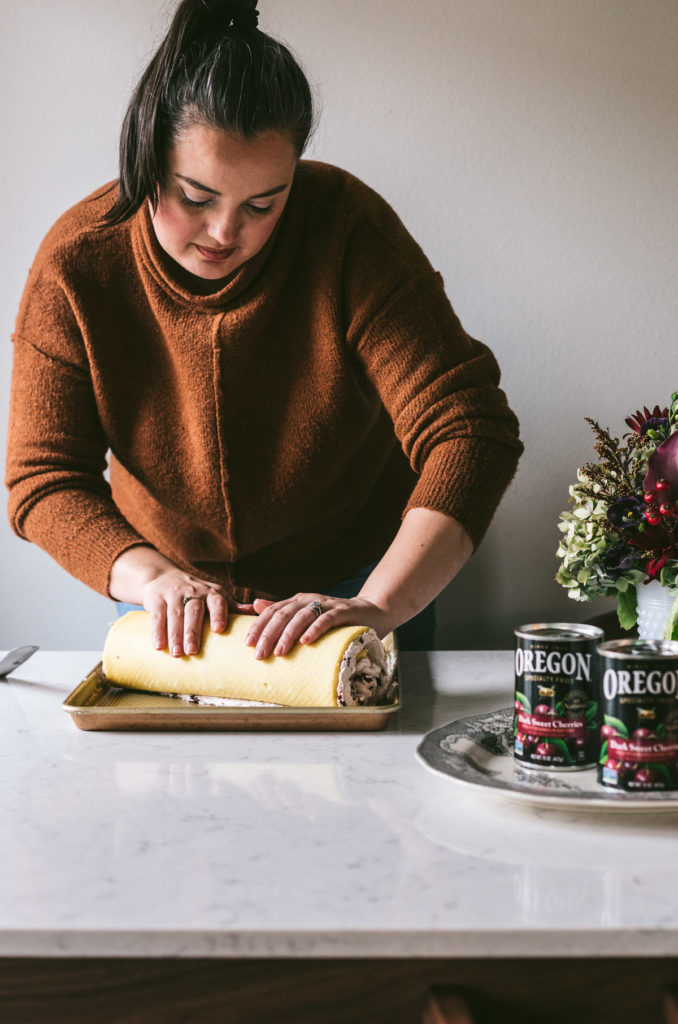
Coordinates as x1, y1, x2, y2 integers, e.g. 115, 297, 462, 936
625, 405, 669, 435
644, 431, 678, 502
647, 554, 669, 580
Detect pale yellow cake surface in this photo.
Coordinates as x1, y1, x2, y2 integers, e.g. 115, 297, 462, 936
102, 612, 373, 707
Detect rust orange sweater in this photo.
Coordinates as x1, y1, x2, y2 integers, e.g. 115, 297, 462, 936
6, 161, 523, 602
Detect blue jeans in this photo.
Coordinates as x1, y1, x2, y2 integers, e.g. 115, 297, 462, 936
116, 562, 436, 651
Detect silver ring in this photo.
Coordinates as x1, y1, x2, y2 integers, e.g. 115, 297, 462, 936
182, 595, 204, 607
307, 600, 324, 619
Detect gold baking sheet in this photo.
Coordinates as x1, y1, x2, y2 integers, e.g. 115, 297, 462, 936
62, 634, 400, 732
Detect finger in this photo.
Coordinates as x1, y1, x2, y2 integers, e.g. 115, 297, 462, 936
206, 590, 228, 634
274, 604, 332, 656
234, 601, 256, 615
146, 598, 168, 651
253, 598, 275, 613
183, 596, 206, 655
253, 604, 302, 659
167, 599, 186, 657
245, 601, 282, 647
299, 603, 349, 645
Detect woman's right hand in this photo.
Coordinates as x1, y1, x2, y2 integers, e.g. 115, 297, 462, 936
109, 545, 253, 656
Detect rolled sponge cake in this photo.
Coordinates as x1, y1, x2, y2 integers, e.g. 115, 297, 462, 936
103, 611, 396, 708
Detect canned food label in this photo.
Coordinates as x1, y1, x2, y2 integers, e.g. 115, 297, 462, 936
599, 655, 678, 790
609, 737, 678, 764
514, 647, 593, 682
514, 628, 600, 770
517, 711, 588, 739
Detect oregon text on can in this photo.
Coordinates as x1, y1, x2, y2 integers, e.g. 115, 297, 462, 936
602, 667, 678, 699
514, 648, 592, 681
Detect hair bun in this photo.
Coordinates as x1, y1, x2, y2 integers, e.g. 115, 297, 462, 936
203, 0, 259, 34
231, 5, 259, 32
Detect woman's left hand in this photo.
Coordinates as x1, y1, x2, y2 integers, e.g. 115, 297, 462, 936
245, 594, 392, 659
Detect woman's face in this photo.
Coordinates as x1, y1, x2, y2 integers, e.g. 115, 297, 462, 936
151, 124, 297, 280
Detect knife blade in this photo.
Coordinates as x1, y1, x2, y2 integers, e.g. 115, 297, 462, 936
0, 645, 39, 679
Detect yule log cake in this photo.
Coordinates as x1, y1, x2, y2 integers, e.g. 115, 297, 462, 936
103, 612, 397, 708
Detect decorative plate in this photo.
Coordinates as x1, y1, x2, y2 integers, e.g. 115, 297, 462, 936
416, 707, 678, 811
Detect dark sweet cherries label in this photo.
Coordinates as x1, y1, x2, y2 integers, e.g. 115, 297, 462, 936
514, 626, 601, 770
599, 651, 678, 791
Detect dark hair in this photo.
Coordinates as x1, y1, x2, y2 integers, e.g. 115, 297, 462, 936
98, 0, 315, 227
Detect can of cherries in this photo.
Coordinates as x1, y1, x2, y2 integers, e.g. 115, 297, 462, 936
514, 623, 603, 770
599, 639, 678, 792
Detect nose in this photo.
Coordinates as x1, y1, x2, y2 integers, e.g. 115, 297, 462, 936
206, 207, 241, 247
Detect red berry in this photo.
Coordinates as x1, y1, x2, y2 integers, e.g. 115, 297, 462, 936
617, 762, 636, 785
634, 767, 662, 787
632, 728, 657, 741
646, 514, 661, 526
660, 503, 673, 516
520, 734, 538, 756
656, 479, 668, 491
644, 491, 656, 503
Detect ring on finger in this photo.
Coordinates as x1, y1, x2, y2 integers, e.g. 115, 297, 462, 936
182, 595, 205, 607
307, 600, 324, 619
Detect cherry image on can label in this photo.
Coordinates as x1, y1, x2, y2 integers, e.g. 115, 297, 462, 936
598, 640, 678, 792
514, 623, 602, 771
514, 690, 598, 769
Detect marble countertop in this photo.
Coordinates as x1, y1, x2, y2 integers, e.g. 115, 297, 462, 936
2, 648, 678, 959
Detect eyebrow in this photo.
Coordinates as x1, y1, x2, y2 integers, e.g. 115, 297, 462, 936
174, 174, 289, 199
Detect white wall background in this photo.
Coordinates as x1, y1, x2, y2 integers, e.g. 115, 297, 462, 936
1, 0, 677, 651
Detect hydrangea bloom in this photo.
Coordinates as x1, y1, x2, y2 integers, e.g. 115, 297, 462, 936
556, 397, 678, 629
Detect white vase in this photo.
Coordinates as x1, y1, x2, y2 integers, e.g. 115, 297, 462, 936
636, 580, 678, 640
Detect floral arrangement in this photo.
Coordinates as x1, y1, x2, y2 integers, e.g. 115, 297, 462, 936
556, 394, 678, 631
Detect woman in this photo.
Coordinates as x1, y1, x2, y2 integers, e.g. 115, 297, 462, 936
6, 0, 523, 660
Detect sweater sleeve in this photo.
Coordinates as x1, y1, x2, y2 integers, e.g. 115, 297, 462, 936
5, 264, 147, 596
343, 216, 523, 550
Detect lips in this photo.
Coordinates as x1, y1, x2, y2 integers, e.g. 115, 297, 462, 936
194, 244, 235, 261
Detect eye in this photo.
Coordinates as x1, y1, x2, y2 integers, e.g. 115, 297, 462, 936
245, 203, 273, 216
179, 192, 211, 209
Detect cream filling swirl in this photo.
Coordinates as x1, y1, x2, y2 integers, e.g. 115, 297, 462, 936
336, 629, 397, 706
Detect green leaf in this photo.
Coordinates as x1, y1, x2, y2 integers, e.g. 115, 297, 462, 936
617, 587, 638, 630
546, 738, 573, 764
515, 691, 531, 712
670, 394, 678, 428
604, 714, 629, 738
660, 564, 678, 589
599, 739, 609, 765
646, 762, 673, 787
664, 593, 678, 641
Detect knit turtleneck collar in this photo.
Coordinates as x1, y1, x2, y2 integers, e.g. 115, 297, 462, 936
131, 176, 296, 310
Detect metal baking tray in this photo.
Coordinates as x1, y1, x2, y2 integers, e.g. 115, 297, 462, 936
62, 634, 400, 732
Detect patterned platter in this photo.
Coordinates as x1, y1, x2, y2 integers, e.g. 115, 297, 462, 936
416, 707, 678, 812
